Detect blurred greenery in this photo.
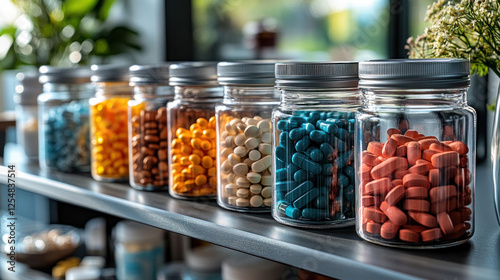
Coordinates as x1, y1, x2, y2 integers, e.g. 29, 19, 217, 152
0, 0, 141, 70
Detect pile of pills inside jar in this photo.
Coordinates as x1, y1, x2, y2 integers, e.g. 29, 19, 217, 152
219, 116, 273, 208
130, 106, 169, 188
90, 97, 130, 179
359, 128, 472, 243
170, 117, 217, 196
274, 111, 355, 222
41, 100, 90, 171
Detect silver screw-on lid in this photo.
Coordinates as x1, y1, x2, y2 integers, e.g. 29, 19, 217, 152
217, 61, 276, 86
275, 62, 359, 89
169, 62, 218, 86
129, 64, 170, 86
359, 59, 470, 89
90, 64, 130, 82
39, 66, 92, 84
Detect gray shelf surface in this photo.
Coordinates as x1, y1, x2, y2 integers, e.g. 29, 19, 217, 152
1, 161, 499, 280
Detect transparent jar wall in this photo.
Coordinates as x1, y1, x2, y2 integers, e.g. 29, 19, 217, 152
167, 86, 221, 199
115, 240, 164, 280
216, 87, 278, 213
89, 82, 133, 182
128, 86, 173, 191
16, 104, 38, 160
272, 89, 359, 228
38, 85, 92, 172
355, 89, 475, 248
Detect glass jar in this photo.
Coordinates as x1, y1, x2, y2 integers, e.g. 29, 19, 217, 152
37, 66, 93, 172
128, 64, 174, 191
167, 62, 223, 199
216, 62, 280, 212
356, 59, 475, 248
271, 62, 359, 228
114, 220, 164, 280
89, 65, 133, 182
14, 72, 42, 161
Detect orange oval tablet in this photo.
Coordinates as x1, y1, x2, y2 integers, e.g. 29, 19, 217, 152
449, 141, 469, 155
437, 212, 455, 235
363, 207, 387, 223
404, 199, 430, 212
421, 228, 443, 242
367, 142, 384, 157
409, 212, 437, 228
419, 138, 440, 150
406, 187, 428, 199
422, 149, 440, 162
363, 152, 381, 167
407, 141, 421, 166
404, 129, 419, 138
415, 134, 426, 140
395, 145, 407, 157
370, 157, 408, 179
392, 179, 403, 188
399, 229, 420, 243
362, 195, 375, 206
408, 163, 431, 175
429, 142, 452, 153
380, 221, 399, 240
394, 169, 409, 179
403, 224, 427, 233
403, 174, 430, 189
385, 185, 405, 206
454, 168, 471, 187
365, 177, 392, 195
429, 169, 440, 187
385, 205, 407, 226
386, 128, 401, 139
366, 221, 381, 234
429, 185, 457, 203
431, 151, 460, 168
431, 197, 457, 214
382, 137, 398, 158
391, 134, 414, 146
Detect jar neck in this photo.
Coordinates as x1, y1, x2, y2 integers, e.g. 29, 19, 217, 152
223, 86, 280, 104
133, 84, 175, 101
174, 85, 223, 102
362, 88, 468, 109
43, 83, 93, 95
280, 88, 361, 108
94, 81, 133, 96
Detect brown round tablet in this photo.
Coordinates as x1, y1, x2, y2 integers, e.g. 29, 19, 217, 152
436, 212, 455, 235
363, 207, 387, 223
408, 212, 437, 228
399, 229, 420, 243
421, 228, 443, 242
380, 221, 399, 240
406, 187, 428, 199
385, 185, 405, 206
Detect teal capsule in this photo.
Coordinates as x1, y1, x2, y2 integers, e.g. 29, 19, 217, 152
336, 128, 348, 140
277, 120, 290, 131
310, 130, 329, 143
318, 121, 338, 135
275, 181, 298, 192
276, 167, 289, 181
289, 128, 306, 140
301, 122, 315, 134
319, 142, 336, 161
309, 111, 321, 120
293, 188, 320, 209
332, 136, 346, 152
275, 146, 288, 163
338, 174, 350, 188
279, 131, 289, 145
334, 156, 346, 169
277, 201, 301, 219
323, 176, 333, 188
289, 116, 306, 128
284, 181, 314, 203
302, 208, 329, 220
322, 163, 334, 176
276, 191, 285, 201
294, 169, 309, 182
306, 146, 323, 162
344, 185, 354, 203
343, 166, 355, 183
291, 153, 322, 175
295, 136, 311, 152
315, 195, 328, 209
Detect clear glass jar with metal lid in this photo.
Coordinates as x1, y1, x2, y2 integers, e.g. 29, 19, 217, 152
14, 72, 43, 161
272, 62, 360, 228
89, 65, 133, 182
128, 64, 174, 191
37, 66, 93, 172
356, 59, 475, 248
216, 61, 280, 212
167, 62, 223, 199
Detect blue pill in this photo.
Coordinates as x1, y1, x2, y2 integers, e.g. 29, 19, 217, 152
276, 191, 285, 201
277, 120, 290, 131
343, 166, 355, 182
301, 123, 315, 134
344, 185, 355, 203
285, 181, 314, 203
291, 153, 322, 175
336, 128, 349, 140
277, 201, 301, 219
323, 176, 333, 188
276, 160, 286, 169
293, 188, 320, 209
315, 195, 328, 209
319, 142, 335, 161
318, 121, 338, 135
338, 174, 350, 188
332, 136, 346, 152
289, 128, 306, 140
275, 181, 299, 192
302, 208, 329, 220
326, 118, 347, 128
276, 146, 288, 163
294, 169, 309, 182
295, 136, 311, 152
334, 156, 347, 169
279, 131, 289, 144
309, 130, 328, 143
309, 111, 321, 120
276, 167, 289, 181
341, 150, 354, 163
319, 186, 329, 197
322, 163, 334, 176
289, 116, 306, 128
306, 146, 323, 162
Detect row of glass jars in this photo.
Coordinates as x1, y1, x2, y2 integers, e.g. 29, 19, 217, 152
35, 59, 475, 249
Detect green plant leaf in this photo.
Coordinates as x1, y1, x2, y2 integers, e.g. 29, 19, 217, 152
96, 0, 116, 20
63, 0, 99, 17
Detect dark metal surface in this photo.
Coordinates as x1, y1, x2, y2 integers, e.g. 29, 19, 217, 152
1, 162, 498, 280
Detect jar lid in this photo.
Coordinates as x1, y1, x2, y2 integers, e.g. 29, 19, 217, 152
275, 62, 358, 89
114, 221, 163, 244
39, 66, 92, 84
359, 58, 470, 89
221, 252, 286, 280
129, 64, 171, 86
91, 64, 130, 82
169, 62, 218, 86
217, 61, 276, 86
14, 72, 43, 106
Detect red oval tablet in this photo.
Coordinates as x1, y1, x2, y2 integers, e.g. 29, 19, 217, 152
367, 142, 384, 157
386, 128, 401, 139
437, 212, 455, 235
429, 185, 457, 203
404, 129, 419, 138
380, 221, 399, 240
370, 157, 407, 179
407, 141, 421, 166
403, 224, 427, 233
449, 211, 462, 225
408, 163, 431, 175
399, 229, 420, 243
454, 168, 471, 187
382, 137, 398, 158
363, 207, 387, 223
366, 221, 381, 234
395, 145, 407, 157
422, 149, 440, 162
385, 185, 405, 206
429, 142, 452, 153
431, 151, 460, 168
421, 228, 443, 242
419, 138, 440, 150
449, 141, 469, 155
429, 169, 440, 187
362, 195, 375, 206
394, 169, 410, 179
406, 187, 428, 199
385, 206, 408, 226
444, 223, 467, 240
391, 134, 414, 146
408, 212, 437, 228
363, 153, 381, 167
404, 199, 430, 212
403, 174, 430, 189
365, 177, 392, 196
